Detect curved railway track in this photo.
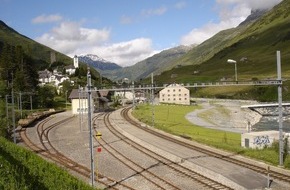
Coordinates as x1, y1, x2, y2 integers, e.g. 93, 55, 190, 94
95, 111, 233, 190
19, 114, 134, 190
121, 107, 290, 185
94, 113, 181, 190
17, 107, 290, 189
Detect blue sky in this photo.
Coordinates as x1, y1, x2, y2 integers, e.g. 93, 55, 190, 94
0, 0, 282, 67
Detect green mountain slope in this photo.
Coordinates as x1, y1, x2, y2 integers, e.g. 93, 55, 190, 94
101, 8, 267, 82
168, 10, 268, 70
0, 20, 72, 67
0, 20, 107, 85
149, 0, 290, 101
101, 45, 192, 81
154, 0, 290, 84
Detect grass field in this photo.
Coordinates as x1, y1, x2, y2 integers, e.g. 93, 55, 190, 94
132, 103, 290, 168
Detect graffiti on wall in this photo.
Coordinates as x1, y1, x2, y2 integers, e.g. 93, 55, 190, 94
253, 135, 270, 145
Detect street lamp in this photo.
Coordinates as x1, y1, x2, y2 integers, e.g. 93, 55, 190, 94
227, 59, 237, 82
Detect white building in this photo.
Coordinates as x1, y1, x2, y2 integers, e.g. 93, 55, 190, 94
115, 91, 134, 100
65, 55, 79, 75
65, 65, 76, 75
69, 89, 90, 114
74, 55, 79, 68
38, 69, 51, 84
69, 89, 103, 114
159, 83, 190, 105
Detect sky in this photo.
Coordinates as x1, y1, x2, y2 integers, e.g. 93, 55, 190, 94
0, 0, 282, 67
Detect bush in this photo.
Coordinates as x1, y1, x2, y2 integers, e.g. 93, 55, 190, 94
0, 137, 95, 190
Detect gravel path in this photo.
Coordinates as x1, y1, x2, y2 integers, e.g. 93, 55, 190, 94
186, 99, 262, 133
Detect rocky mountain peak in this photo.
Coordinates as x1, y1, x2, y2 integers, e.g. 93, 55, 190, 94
239, 9, 268, 26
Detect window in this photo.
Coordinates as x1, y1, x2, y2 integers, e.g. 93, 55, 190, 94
173, 89, 175, 92
167, 89, 170, 92
179, 89, 181, 92
173, 98, 176, 101
168, 98, 170, 101
184, 94, 187, 96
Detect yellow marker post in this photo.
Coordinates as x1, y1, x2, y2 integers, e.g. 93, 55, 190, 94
96, 132, 102, 139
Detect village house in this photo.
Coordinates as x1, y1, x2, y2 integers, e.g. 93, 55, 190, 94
38, 69, 52, 84
38, 55, 78, 88
38, 69, 69, 87
159, 83, 190, 105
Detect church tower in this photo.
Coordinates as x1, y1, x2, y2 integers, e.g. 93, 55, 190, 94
73, 55, 79, 68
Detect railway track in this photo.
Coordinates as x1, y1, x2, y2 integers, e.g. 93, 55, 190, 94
121, 107, 290, 185
19, 114, 134, 190
95, 111, 233, 190
95, 113, 182, 190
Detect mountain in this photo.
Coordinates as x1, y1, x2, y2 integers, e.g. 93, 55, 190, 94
166, 8, 269, 71
78, 54, 121, 71
100, 7, 267, 82
0, 20, 104, 88
239, 9, 268, 26
0, 20, 72, 67
101, 45, 192, 81
152, 0, 290, 100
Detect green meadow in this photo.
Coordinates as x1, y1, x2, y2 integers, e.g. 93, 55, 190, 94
132, 104, 290, 168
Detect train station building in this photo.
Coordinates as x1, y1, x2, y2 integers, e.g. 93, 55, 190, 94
68, 89, 109, 114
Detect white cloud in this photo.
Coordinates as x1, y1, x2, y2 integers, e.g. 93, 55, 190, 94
180, 0, 282, 45
35, 21, 157, 67
35, 21, 110, 55
141, 6, 167, 17
86, 38, 159, 67
32, 14, 63, 24
174, 1, 186, 9
216, 0, 282, 10
120, 15, 133, 25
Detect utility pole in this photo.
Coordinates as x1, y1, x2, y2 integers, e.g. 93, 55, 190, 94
11, 73, 16, 143
151, 73, 154, 128
87, 67, 95, 186
30, 95, 33, 110
65, 90, 68, 110
5, 95, 10, 132
132, 81, 135, 109
79, 86, 81, 131
277, 51, 284, 166
19, 92, 22, 118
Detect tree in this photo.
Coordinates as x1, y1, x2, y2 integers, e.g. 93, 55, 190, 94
0, 43, 13, 81
37, 85, 56, 108
0, 80, 8, 137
